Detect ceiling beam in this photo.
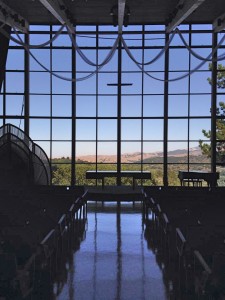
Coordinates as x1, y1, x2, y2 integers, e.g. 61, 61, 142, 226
166, 0, 206, 33
38, 0, 74, 33
0, 0, 29, 33
213, 12, 225, 32
118, 0, 126, 34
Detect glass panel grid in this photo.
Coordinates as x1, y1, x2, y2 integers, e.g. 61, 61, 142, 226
2, 24, 219, 186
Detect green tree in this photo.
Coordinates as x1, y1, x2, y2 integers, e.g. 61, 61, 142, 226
52, 164, 71, 185
199, 64, 225, 163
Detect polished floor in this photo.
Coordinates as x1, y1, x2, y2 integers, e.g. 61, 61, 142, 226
53, 202, 168, 300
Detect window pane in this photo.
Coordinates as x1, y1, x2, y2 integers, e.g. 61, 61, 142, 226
168, 119, 188, 140
98, 73, 117, 94
169, 49, 189, 71
7, 50, 24, 70
52, 96, 71, 117
121, 73, 142, 94
190, 95, 211, 117
52, 33, 71, 47
143, 142, 163, 163
30, 49, 50, 71
98, 49, 118, 71
76, 163, 96, 186
170, 33, 189, 47
168, 95, 188, 117
52, 119, 71, 140
168, 164, 188, 186
122, 119, 141, 140
76, 142, 96, 158
190, 72, 211, 93
52, 50, 71, 71
6, 95, 24, 115
122, 50, 141, 72
189, 119, 210, 140
98, 96, 117, 117
144, 49, 165, 71
98, 120, 117, 140
97, 142, 117, 162
76, 96, 96, 117
76, 120, 96, 140
192, 33, 212, 46
52, 142, 71, 157
143, 164, 163, 186
52, 73, 72, 94
29, 33, 50, 44
144, 72, 164, 94
30, 95, 50, 116
168, 73, 189, 93
121, 96, 142, 117
6, 72, 24, 93
168, 142, 188, 164
30, 119, 50, 140
52, 163, 71, 186
121, 142, 141, 162
143, 96, 164, 117
30, 72, 50, 93
143, 119, 163, 140
76, 75, 96, 94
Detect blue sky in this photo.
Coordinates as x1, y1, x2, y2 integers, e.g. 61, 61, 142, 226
2, 25, 221, 158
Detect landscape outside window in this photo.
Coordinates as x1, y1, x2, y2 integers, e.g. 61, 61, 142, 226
1, 24, 225, 186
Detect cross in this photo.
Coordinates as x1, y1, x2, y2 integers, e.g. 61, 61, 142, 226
107, 83, 132, 86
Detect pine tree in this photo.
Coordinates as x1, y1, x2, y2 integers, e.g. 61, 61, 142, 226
199, 64, 225, 163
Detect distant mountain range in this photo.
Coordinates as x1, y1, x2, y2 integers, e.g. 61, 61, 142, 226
77, 147, 203, 163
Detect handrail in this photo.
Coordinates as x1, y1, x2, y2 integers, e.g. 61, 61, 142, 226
0, 123, 51, 184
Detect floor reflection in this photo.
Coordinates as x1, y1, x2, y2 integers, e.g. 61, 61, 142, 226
54, 202, 168, 300
32, 216, 87, 300
51, 218, 87, 300
143, 217, 174, 299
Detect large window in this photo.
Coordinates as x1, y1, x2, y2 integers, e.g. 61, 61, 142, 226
1, 24, 224, 186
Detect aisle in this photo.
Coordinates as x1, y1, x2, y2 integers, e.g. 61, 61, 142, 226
55, 202, 168, 300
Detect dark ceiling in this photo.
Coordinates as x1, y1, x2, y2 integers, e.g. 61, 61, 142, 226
2, 0, 225, 26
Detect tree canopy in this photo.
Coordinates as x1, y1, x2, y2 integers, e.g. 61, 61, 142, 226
199, 64, 225, 163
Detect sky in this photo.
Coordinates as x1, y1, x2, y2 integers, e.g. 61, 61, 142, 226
2, 24, 223, 158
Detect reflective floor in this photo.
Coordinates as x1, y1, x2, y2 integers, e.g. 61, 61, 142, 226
54, 202, 168, 300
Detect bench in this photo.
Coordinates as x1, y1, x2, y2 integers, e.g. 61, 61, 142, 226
86, 170, 151, 189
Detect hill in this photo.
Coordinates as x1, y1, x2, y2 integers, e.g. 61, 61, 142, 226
76, 147, 203, 163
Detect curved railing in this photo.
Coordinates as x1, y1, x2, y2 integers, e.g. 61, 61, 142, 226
33, 143, 51, 183
0, 123, 51, 185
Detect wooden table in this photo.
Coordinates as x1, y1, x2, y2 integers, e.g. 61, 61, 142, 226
86, 170, 151, 189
